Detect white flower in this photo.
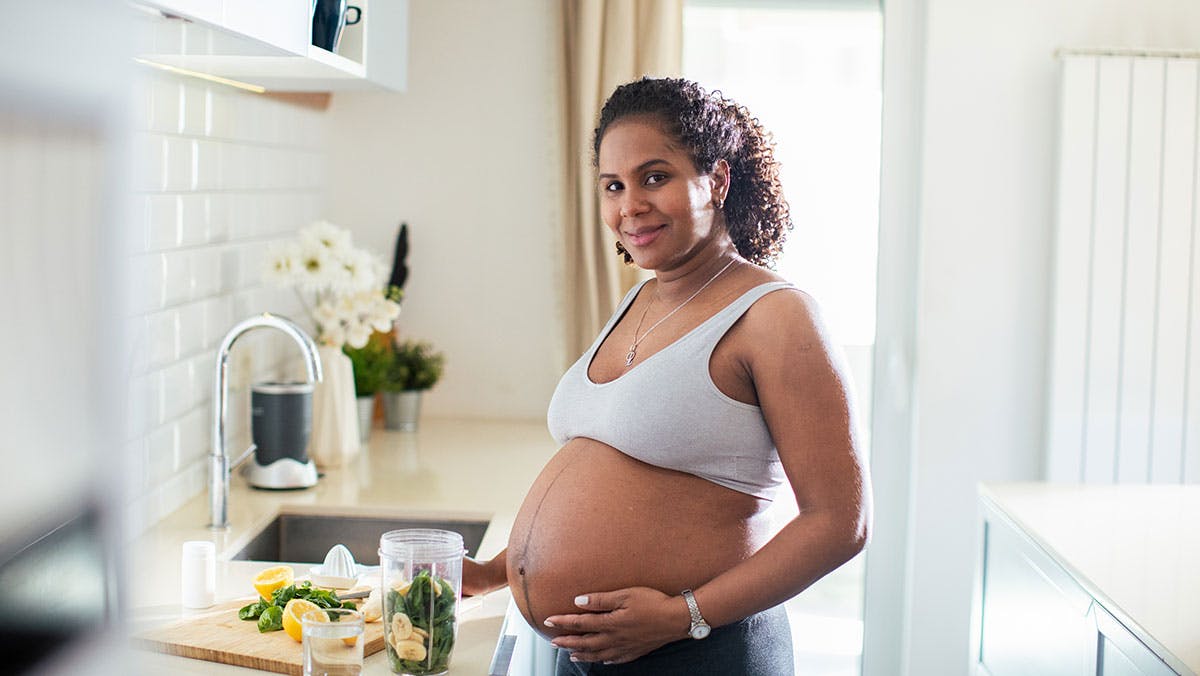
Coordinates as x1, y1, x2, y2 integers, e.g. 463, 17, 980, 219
265, 219, 400, 349
346, 322, 373, 349
338, 248, 383, 293
263, 241, 302, 287
320, 323, 346, 348
300, 220, 352, 256
296, 239, 337, 292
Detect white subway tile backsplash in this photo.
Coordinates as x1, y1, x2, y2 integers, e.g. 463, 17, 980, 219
147, 308, 179, 369
146, 194, 180, 250
162, 249, 192, 306
219, 247, 241, 293
203, 297, 234, 346
129, 72, 327, 531
180, 82, 207, 136
177, 302, 205, 358
147, 422, 178, 484
178, 405, 209, 466
134, 133, 165, 192
179, 194, 208, 246
195, 139, 221, 190
163, 137, 192, 192
146, 78, 180, 135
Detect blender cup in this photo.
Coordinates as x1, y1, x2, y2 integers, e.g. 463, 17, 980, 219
379, 529, 464, 676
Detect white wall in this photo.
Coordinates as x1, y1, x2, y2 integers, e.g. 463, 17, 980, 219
903, 1, 1200, 674
326, 0, 565, 422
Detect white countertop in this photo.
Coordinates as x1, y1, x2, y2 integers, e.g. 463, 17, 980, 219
981, 482, 1200, 674
129, 418, 559, 674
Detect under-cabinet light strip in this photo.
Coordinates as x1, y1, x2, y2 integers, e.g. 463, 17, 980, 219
132, 58, 267, 94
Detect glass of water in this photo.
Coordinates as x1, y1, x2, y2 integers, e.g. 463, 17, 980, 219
303, 607, 365, 676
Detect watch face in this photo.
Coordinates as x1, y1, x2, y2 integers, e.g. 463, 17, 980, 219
691, 623, 711, 640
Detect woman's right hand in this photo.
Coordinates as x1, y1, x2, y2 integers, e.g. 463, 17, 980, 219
462, 549, 508, 597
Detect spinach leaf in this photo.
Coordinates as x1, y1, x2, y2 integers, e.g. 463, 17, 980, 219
256, 605, 284, 632
238, 600, 266, 621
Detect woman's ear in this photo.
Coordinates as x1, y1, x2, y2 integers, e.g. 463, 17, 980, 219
710, 159, 731, 204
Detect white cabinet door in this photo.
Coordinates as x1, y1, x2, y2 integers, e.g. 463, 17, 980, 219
977, 516, 1097, 675
223, 0, 309, 55
144, 0, 223, 24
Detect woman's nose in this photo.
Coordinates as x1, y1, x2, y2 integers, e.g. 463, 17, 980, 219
619, 191, 649, 218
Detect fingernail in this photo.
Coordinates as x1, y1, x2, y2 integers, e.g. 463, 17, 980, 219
574, 595, 588, 606
570, 656, 580, 662
543, 619, 555, 627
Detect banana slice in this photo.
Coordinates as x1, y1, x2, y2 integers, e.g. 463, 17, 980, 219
390, 612, 413, 641
394, 639, 427, 661
392, 581, 411, 596
411, 626, 429, 640
361, 589, 382, 622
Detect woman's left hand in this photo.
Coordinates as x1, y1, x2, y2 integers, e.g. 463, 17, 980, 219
544, 587, 690, 664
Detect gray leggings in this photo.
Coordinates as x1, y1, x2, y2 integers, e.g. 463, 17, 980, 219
553, 604, 793, 676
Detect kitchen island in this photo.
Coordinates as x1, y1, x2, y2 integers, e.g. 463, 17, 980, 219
129, 418, 559, 674
975, 483, 1200, 676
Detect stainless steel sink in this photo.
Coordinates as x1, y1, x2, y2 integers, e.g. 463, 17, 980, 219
229, 513, 490, 565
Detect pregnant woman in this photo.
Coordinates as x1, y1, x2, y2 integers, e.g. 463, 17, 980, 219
464, 77, 872, 675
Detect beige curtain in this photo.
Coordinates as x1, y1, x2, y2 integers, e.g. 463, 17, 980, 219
561, 0, 683, 358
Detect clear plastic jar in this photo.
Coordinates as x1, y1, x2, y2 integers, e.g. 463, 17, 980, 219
378, 529, 464, 676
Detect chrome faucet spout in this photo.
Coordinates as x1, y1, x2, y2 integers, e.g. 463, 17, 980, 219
209, 313, 323, 530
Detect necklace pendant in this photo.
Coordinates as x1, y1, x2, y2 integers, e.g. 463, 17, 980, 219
625, 346, 636, 366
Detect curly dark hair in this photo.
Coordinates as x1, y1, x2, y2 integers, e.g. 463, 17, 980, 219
593, 77, 792, 266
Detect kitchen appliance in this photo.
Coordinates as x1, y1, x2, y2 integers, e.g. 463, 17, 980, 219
243, 382, 319, 489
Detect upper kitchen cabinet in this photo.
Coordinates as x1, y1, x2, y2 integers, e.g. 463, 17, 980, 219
134, 0, 407, 92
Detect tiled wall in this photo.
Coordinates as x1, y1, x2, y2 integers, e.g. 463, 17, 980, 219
126, 73, 327, 533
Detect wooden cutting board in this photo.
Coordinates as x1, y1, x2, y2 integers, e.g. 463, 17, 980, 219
133, 598, 386, 675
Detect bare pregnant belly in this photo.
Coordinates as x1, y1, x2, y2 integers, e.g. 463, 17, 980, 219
506, 437, 771, 637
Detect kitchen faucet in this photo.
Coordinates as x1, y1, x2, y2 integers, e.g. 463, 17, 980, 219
209, 313, 322, 529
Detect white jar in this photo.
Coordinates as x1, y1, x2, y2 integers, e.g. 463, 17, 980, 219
180, 541, 216, 609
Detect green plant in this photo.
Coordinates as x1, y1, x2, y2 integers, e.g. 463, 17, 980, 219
343, 332, 394, 397
383, 339, 445, 392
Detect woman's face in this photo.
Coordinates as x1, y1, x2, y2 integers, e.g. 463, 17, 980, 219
596, 117, 728, 272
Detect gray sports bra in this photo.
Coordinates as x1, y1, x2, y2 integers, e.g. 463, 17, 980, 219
546, 279, 796, 500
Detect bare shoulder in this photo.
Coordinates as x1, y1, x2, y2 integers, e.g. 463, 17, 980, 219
739, 281, 828, 346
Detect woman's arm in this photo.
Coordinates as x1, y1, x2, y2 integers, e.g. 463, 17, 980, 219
462, 548, 509, 597
689, 289, 872, 627
547, 289, 872, 663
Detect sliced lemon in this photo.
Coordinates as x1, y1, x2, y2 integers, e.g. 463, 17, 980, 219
252, 565, 294, 601
281, 598, 323, 642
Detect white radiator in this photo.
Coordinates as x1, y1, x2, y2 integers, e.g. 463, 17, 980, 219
1046, 52, 1200, 484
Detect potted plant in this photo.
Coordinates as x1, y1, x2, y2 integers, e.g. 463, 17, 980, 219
381, 339, 445, 432
342, 331, 394, 442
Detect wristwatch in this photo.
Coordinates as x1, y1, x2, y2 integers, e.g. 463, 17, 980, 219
681, 589, 711, 640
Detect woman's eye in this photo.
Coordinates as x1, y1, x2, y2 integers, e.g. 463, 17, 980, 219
604, 181, 623, 192
645, 173, 667, 185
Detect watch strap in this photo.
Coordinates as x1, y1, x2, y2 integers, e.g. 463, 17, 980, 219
681, 589, 708, 635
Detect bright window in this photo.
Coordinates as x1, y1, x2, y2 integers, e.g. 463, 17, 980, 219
684, 3, 882, 674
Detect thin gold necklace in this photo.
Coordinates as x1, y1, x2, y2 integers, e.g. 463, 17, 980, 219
625, 258, 737, 367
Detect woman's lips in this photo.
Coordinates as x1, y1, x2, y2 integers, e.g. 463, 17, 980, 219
624, 224, 666, 248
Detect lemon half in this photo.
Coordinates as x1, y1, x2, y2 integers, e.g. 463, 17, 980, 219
281, 598, 323, 642
252, 565, 294, 601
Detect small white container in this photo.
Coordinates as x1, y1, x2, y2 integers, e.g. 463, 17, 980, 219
181, 540, 216, 609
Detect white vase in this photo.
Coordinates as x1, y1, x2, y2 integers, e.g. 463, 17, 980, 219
309, 345, 360, 467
